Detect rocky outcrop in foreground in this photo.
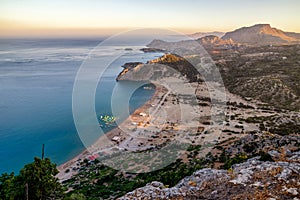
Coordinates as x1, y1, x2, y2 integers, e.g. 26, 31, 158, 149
119, 152, 300, 200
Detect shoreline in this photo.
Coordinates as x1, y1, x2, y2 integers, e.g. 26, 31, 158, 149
56, 76, 270, 180
57, 83, 167, 180
56, 53, 272, 180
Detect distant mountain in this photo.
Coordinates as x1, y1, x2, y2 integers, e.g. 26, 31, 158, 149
222, 24, 300, 45
146, 35, 236, 52
285, 32, 300, 40
147, 24, 300, 50
196, 35, 235, 46
189, 31, 225, 39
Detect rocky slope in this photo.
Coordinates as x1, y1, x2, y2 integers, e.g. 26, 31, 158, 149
116, 54, 202, 82
222, 24, 299, 45
119, 152, 300, 200
196, 35, 235, 47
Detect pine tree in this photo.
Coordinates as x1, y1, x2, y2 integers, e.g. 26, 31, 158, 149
0, 156, 65, 200
16, 157, 65, 200
0, 172, 15, 200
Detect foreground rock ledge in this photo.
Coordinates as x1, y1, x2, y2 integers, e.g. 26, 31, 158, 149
118, 153, 300, 200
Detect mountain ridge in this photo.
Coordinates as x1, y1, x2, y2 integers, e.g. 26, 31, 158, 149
221, 24, 299, 45
188, 31, 225, 39
149, 24, 300, 47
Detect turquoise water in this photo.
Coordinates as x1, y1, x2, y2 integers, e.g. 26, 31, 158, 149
0, 38, 162, 174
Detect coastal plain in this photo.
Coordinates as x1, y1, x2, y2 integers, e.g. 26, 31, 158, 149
59, 24, 300, 199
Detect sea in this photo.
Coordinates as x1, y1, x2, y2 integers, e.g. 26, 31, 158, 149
0, 38, 163, 174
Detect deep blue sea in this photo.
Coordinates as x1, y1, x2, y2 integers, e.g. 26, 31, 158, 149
0, 38, 162, 174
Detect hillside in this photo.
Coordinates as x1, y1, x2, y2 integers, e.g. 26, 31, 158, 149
286, 32, 300, 40
189, 31, 225, 39
196, 35, 235, 47
144, 37, 300, 111
214, 44, 300, 111
119, 152, 300, 200
151, 24, 300, 47
117, 54, 202, 82
222, 24, 299, 45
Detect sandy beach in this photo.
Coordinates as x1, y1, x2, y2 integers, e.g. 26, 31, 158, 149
57, 84, 168, 180
57, 75, 273, 180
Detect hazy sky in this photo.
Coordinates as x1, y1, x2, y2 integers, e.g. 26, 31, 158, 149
0, 0, 299, 37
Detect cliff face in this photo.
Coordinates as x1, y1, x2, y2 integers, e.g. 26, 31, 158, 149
116, 62, 143, 81
121, 62, 143, 70
222, 24, 299, 45
119, 152, 300, 200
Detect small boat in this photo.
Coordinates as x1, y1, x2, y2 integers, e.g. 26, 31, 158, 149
143, 86, 153, 90
100, 115, 117, 124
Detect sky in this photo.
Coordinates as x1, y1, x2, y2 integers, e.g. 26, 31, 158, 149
0, 0, 299, 37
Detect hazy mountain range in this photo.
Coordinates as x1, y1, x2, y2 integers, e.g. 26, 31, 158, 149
191, 24, 300, 45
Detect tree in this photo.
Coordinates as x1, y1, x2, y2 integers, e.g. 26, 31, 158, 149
64, 193, 86, 200
16, 157, 65, 200
0, 143, 65, 200
0, 173, 15, 200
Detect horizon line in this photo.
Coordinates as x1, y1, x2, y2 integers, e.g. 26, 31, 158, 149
1, 24, 300, 38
